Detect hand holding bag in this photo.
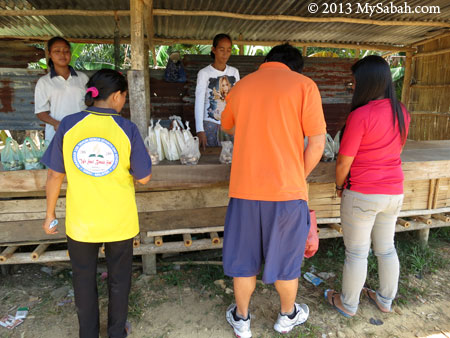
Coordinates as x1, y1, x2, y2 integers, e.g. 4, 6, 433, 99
304, 210, 319, 258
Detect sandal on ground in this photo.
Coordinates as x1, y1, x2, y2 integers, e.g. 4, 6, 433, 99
362, 287, 391, 313
324, 289, 355, 318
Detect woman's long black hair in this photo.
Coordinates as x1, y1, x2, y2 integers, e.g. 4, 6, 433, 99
85, 69, 128, 106
47, 37, 71, 68
349, 55, 408, 143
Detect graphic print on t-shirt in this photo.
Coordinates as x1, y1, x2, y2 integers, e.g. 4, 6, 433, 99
207, 75, 237, 121
72, 137, 119, 177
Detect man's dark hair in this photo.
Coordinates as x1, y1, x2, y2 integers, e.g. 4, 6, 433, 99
264, 43, 304, 73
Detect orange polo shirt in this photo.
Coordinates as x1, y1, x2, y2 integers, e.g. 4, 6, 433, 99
221, 62, 326, 201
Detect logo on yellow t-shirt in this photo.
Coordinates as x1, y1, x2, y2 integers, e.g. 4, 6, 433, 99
72, 137, 119, 177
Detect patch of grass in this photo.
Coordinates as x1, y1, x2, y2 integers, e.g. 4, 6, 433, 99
272, 321, 322, 337
128, 288, 145, 319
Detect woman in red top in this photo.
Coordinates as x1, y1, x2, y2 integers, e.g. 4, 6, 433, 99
325, 55, 410, 317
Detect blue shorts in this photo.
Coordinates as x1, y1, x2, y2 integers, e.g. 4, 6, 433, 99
222, 198, 310, 284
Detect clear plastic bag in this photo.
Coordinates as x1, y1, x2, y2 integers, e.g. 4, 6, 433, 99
167, 128, 180, 161
322, 133, 335, 162
183, 121, 194, 144
22, 137, 45, 170
144, 135, 160, 165
153, 119, 165, 161
38, 137, 49, 159
219, 141, 233, 164
174, 126, 186, 155
1, 137, 24, 171
180, 136, 201, 165
333, 130, 341, 156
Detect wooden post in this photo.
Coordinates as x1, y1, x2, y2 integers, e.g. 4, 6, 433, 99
144, 0, 157, 67
238, 33, 244, 56
417, 229, 429, 247
355, 49, 360, 58
141, 232, 157, 275
401, 51, 413, 108
302, 46, 307, 57
114, 13, 121, 70
129, 0, 150, 139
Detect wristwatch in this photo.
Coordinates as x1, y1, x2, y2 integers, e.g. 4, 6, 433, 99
335, 184, 344, 191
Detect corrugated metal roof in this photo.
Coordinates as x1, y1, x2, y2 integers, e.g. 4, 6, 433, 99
0, 0, 449, 47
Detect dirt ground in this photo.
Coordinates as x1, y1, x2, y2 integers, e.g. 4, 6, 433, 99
1, 246, 449, 338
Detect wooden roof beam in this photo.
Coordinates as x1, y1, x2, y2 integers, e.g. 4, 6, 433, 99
0, 8, 449, 28
0, 35, 416, 52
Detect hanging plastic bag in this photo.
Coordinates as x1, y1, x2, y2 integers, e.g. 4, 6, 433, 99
153, 119, 165, 161
174, 126, 186, 155
144, 136, 160, 165
169, 115, 185, 130
164, 52, 187, 83
180, 136, 201, 165
183, 121, 194, 144
219, 141, 233, 164
159, 126, 171, 160
22, 137, 44, 170
333, 130, 341, 156
38, 137, 49, 159
304, 210, 319, 258
167, 127, 180, 161
1, 137, 24, 171
322, 133, 335, 162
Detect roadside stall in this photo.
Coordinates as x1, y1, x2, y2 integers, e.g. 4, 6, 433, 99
0, 1, 449, 274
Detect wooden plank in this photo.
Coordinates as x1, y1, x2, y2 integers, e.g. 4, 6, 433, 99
0, 187, 229, 221
139, 207, 227, 231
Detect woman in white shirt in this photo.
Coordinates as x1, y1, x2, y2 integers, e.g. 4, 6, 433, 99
195, 33, 240, 150
34, 37, 89, 142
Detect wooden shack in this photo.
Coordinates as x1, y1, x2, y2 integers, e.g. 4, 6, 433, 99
0, 1, 449, 273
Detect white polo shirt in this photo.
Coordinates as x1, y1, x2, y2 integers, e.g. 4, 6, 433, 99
34, 67, 89, 141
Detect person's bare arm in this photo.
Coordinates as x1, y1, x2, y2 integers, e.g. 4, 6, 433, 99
43, 169, 65, 234
304, 134, 325, 178
137, 174, 152, 185
36, 111, 60, 131
335, 154, 354, 197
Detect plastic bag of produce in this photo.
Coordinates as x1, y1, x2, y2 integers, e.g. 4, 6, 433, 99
174, 126, 186, 155
183, 121, 194, 144
159, 125, 171, 161
180, 136, 201, 165
333, 130, 340, 156
22, 137, 44, 170
219, 141, 233, 164
1, 137, 24, 171
167, 127, 180, 161
322, 133, 335, 162
153, 119, 165, 161
38, 137, 49, 158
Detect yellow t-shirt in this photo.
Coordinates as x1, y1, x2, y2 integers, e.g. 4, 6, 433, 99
41, 107, 152, 242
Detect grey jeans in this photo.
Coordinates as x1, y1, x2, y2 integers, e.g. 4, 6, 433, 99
340, 189, 404, 313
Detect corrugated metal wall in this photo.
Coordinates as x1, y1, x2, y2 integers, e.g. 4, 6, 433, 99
1, 55, 354, 136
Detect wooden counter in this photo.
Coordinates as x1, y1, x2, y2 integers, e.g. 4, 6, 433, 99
1, 140, 449, 266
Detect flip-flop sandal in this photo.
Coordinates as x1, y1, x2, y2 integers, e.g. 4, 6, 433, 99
324, 289, 354, 318
362, 288, 390, 313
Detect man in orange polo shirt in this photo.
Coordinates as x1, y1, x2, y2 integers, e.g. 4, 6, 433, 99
221, 43, 326, 337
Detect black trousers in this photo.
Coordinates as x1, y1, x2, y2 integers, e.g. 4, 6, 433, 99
67, 236, 133, 338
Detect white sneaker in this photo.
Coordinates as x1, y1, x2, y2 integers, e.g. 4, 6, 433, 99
273, 303, 309, 334
226, 304, 252, 338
